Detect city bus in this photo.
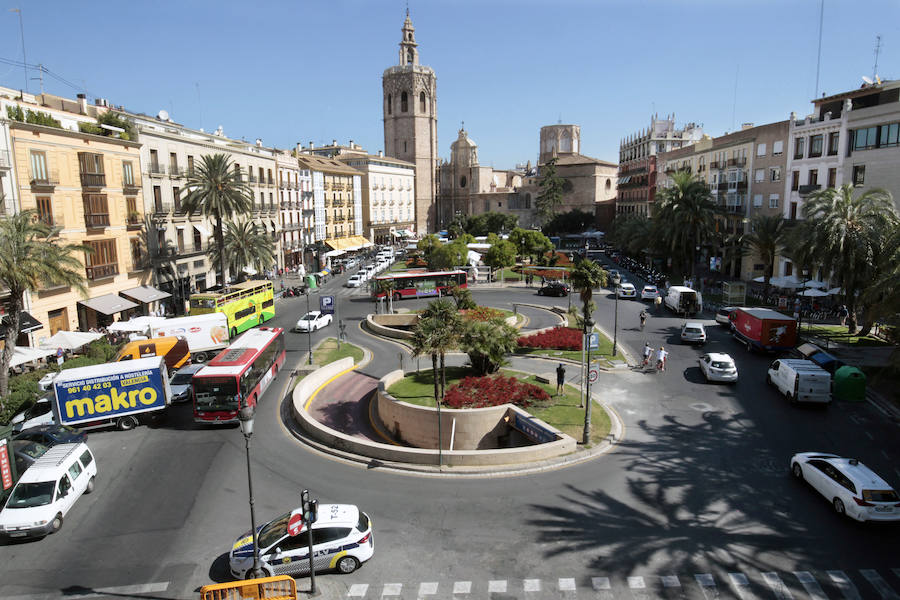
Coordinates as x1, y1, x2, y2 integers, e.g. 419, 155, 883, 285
191, 327, 286, 424
372, 270, 467, 300
189, 280, 274, 338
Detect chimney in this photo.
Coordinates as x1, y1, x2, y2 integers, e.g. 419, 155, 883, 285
349, 139, 353, 148
77, 93, 88, 115
296, 143, 303, 155
332, 139, 337, 146
378, 150, 384, 157
309, 141, 314, 150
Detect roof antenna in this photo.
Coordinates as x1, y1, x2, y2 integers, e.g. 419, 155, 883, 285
814, 0, 824, 98
558, 113, 562, 125
872, 34, 882, 81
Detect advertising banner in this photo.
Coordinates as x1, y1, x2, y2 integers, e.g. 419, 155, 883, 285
54, 363, 167, 426
415, 280, 438, 297
0, 439, 12, 491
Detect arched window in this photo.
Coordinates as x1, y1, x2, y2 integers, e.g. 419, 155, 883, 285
407, 32, 413, 41
460, 176, 467, 188
407, 49, 414, 64
401, 92, 408, 112
419, 92, 426, 113
387, 94, 392, 115
605, 178, 611, 190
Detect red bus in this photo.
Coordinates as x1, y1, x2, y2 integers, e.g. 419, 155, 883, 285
192, 327, 286, 424
372, 270, 467, 300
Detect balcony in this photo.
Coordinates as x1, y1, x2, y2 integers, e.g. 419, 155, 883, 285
724, 205, 744, 214
149, 164, 167, 177
248, 175, 259, 184
85, 263, 118, 281
0, 149, 10, 169
267, 177, 275, 186
127, 213, 142, 230
169, 166, 185, 178
84, 213, 110, 229
31, 168, 60, 190
709, 161, 721, 170
79, 172, 106, 188
153, 202, 173, 216
123, 181, 140, 195
798, 184, 821, 196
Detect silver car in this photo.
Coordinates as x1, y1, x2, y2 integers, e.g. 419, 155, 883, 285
680, 322, 707, 344
698, 353, 738, 383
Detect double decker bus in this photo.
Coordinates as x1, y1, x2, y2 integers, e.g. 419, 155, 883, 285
372, 270, 467, 300
189, 280, 274, 338
192, 327, 286, 424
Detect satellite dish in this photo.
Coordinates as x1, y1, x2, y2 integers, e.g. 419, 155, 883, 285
862, 76, 874, 84
157, 109, 170, 121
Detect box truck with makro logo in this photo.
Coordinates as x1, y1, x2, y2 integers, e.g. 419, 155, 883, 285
52, 357, 171, 431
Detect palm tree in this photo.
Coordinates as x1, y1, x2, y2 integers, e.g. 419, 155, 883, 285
861, 222, 900, 323
0, 211, 88, 401
743, 214, 787, 296
459, 318, 518, 375
569, 257, 608, 325
418, 299, 463, 398
411, 317, 442, 405
182, 154, 252, 290
207, 219, 275, 283
653, 170, 720, 281
802, 184, 898, 333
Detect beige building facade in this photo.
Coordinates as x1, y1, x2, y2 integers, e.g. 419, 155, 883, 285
340, 151, 416, 246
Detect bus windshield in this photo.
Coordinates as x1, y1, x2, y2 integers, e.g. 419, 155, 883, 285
194, 377, 239, 412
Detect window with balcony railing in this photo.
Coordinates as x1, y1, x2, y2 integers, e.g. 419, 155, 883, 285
36, 196, 53, 226
82, 193, 110, 228
84, 239, 119, 280
78, 152, 106, 188
30, 150, 49, 183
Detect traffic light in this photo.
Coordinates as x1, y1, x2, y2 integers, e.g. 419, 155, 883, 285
309, 499, 318, 523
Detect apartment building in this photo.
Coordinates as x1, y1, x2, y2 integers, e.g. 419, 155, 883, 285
275, 150, 313, 271
618, 115, 703, 217
658, 120, 789, 280
0, 88, 153, 338
340, 151, 415, 246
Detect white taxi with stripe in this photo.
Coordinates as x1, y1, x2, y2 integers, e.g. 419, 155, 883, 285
229, 503, 373, 579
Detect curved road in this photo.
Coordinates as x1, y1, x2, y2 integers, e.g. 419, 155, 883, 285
1, 266, 899, 600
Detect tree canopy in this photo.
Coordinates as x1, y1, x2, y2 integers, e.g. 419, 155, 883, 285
536, 157, 565, 222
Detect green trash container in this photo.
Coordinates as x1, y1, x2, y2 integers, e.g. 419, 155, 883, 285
306, 274, 317, 290
833, 365, 866, 402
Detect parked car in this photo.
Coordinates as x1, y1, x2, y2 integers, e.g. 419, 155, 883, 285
229, 504, 374, 578
607, 269, 621, 284
295, 311, 333, 332
537, 281, 569, 297
790, 452, 900, 522
11, 396, 55, 432
344, 258, 359, 269
681, 322, 707, 344
10, 439, 50, 475
767, 359, 832, 404
346, 274, 365, 288
698, 353, 738, 383
715, 306, 738, 326
640, 285, 659, 300
169, 364, 206, 404
14, 424, 87, 447
616, 283, 637, 298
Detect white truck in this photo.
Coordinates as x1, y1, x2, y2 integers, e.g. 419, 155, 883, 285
148, 313, 229, 362
664, 286, 703, 316
766, 359, 832, 404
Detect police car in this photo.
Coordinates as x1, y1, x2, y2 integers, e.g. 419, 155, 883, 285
229, 503, 373, 579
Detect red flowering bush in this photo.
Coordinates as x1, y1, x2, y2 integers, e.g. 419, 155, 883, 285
461, 306, 504, 322
523, 268, 568, 280
517, 327, 582, 351
443, 374, 550, 409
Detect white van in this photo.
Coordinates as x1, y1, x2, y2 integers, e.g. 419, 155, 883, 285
766, 359, 832, 404
0, 442, 97, 539
664, 286, 702, 316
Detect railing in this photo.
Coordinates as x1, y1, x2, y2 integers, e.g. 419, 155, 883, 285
84, 213, 110, 228
169, 166, 185, 178
0, 150, 10, 169
153, 202, 173, 214
149, 163, 166, 176
79, 172, 106, 188
798, 184, 821, 196
725, 205, 744, 214
709, 161, 721, 169
248, 175, 258, 184
127, 214, 142, 229
85, 263, 118, 280
267, 177, 275, 186
123, 182, 140, 195
152, 243, 209, 259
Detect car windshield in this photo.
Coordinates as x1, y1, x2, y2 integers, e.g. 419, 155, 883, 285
258, 512, 290, 548
7, 481, 55, 508
171, 372, 195, 385
193, 377, 239, 412
300, 313, 315, 321
862, 489, 900, 502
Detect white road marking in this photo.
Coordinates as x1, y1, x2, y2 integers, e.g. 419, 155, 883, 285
558, 578, 577, 591
827, 571, 862, 600
695, 574, 715, 587
860, 569, 899, 599
523, 579, 541, 592
628, 576, 646, 589
382, 583, 403, 596
762, 572, 795, 600
348, 584, 369, 597
592, 577, 612, 590
794, 571, 827, 600
728, 572, 752, 600
452, 581, 472, 595
418, 582, 438, 596
488, 580, 507, 593
661, 575, 681, 588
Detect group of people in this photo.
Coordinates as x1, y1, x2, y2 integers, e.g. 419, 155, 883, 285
642, 342, 668, 372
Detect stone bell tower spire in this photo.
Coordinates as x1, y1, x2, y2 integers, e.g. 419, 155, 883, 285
399, 10, 419, 66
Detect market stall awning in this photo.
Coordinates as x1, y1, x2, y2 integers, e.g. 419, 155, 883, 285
78, 294, 139, 316
120, 285, 172, 304
0, 311, 43, 336
9, 345, 55, 368
323, 249, 346, 258
39, 330, 103, 351
107, 316, 167, 333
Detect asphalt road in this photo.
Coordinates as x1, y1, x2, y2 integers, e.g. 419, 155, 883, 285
1, 264, 899, 600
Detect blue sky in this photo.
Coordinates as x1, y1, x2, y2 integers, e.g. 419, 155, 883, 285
1, 0, 897, 168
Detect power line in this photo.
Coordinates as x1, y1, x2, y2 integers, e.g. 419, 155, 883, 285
0, 56, 99, 100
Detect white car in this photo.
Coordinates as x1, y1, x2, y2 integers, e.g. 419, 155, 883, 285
295, 311, 333, 332
640, 285, 659, 300
11, 396, 55, 432
698, 352, 738, 383
358, 268, 372, 281
790, 453, 900, 522
616, 283, 637, 298
681, 322, 707, 344
346, 274, 364, 288
229, 504, 374, 578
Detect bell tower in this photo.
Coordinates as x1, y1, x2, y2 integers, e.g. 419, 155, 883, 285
383, 10, 438, 234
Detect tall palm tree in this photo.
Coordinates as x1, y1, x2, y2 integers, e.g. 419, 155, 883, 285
182, 154, 252, 290
0, 211, 88, 400
861, 222, 900, 321
411, 316, 442, 405
802, 184, 897, 333
418, 298, 463, 398
743, 214, 787, 296
569, 257, 607, 326
653, 170, 720, 281
207, 219, 275, 283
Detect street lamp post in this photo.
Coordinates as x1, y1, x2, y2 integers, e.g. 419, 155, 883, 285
612, 286, 620, 357
305, 290, 313, 365
238, 406, 262, 579
582, 316, 594, 445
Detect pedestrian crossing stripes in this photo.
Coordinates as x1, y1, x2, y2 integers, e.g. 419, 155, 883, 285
338, 568, 900, 599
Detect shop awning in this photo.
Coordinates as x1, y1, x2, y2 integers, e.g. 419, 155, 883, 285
0, 311, 44, 336
325, 235, 372, 252
78, 294, 139, 316
8, 345, 55, 368
323, 249, 346, 258
193, 224, 211, 237
120, 286, 172, 304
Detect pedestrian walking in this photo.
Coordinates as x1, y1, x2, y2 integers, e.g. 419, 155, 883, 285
556, 363, 566, 396
839, 304, 849, 326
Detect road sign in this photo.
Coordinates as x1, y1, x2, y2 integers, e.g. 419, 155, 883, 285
588, 368, 599, 383
319, 295, 335, 314
588, 333, 599, 350
288, 511, 304, 536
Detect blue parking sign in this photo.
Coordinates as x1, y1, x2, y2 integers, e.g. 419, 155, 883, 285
320, 295, 335, 315
588, 333, 599, 350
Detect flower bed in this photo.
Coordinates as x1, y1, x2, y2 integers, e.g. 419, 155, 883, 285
461, 306, 504, 321
517, 326, 582, 351
443, 374, 550, 409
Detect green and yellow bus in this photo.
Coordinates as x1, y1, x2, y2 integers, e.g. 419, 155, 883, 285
189, 280, 275, 338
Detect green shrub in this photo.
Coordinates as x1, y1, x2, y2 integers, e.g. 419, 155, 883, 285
85, 337, 120, 362
78, 121, 104, 135
59, 355, 106, 370
24, 109, 62, 128
0, 388, 39, 425
6, 105, 25, 121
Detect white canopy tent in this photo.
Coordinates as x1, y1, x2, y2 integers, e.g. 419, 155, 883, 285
826, 287, 844, 296
799, 288, 830, 297
39, 330, 103, 351
802, 279, 828, 289
770, 276, 805, 289
9, 346, 55, 368
107, 316, 167, 333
